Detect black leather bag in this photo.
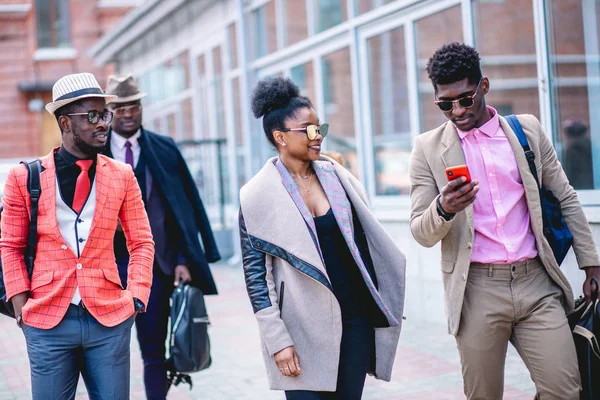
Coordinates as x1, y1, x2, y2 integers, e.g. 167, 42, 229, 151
568, 278, 600, 400
0, 160, 42, 318
167, 282, 211, 388
505, 115, 573, 265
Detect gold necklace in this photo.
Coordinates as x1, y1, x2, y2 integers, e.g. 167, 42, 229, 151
294, 173, 313, 193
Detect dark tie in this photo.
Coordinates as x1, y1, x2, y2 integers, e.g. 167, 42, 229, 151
73, 160, 93, 213
125, 141, 134, 169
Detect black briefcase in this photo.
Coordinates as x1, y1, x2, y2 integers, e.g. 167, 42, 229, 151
167, 282, 212, 388
568, 278, 600, 400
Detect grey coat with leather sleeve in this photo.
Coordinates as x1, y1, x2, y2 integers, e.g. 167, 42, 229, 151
409, 114, 600, 336
239, 156, 406, 391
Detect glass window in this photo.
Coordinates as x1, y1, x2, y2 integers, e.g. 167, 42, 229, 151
213, 46, 226, 138
197, 54, 210, 138
314, 0, 347, 33
232, 77, 247, 187
182, 97, 194, 140
167, 113, 178, 139
355, 0, 395, 15
35, 0, 70, 48
228, 23, 238, 69
284, 0, 308, 45
546, 0, 600, 189
321, 48, 358, 177
368, 27, 411, 196
140, 52, 189, 105
291, 61, 315, 105
415, 5, 463, 132
249, 1, 277, 60
474, 0, 539, 120
152, 117, 162, 133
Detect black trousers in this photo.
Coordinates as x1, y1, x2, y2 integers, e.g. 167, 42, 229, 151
134, 267, 174, 400
285, 315, 375, 400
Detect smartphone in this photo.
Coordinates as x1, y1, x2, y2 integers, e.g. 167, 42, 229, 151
446, 165, 472, 183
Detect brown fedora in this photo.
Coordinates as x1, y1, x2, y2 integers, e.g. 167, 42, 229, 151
104, 74, 147, 104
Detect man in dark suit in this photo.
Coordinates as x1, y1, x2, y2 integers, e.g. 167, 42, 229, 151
104, 74, 220, 400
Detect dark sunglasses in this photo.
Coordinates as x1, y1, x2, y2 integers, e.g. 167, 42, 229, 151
111, 104, 142, 116
434, 79, 482, 112
280, 123, 329, 140
67, 110, 114, 124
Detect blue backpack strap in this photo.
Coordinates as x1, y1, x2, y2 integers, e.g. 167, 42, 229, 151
505, 114, 540, 188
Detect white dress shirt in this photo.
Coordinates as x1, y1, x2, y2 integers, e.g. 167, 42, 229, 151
111, 129, 141, 168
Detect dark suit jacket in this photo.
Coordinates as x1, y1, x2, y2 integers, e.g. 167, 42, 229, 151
105, 127, 220, 295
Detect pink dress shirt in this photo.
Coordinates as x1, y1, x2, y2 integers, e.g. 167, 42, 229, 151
457, 107, 538, 264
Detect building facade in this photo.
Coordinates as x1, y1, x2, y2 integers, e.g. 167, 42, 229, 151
0, 0, 137, 158
91, 0, 600, 323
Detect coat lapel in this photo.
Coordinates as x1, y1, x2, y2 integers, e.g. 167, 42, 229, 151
316, 159, 399, 326
439, 123, 474, 231
243, 159, 326, 276
87, 155, 108, 237
39, 150, 62, 240
313, 161, 354, 248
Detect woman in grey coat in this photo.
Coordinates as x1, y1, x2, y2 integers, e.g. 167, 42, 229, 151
239, 77, 406, 399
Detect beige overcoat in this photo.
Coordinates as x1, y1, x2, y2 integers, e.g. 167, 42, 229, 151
239, 156, 406, 391
409, 114, 600, 335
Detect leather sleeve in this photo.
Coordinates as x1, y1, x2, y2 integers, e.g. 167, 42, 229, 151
239, 209, 271, 313
239, 208, 294, 355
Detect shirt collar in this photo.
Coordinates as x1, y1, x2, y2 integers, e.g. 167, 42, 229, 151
456, 106, 499, 139
57, 145, 95, 166
112, 129, 141, 150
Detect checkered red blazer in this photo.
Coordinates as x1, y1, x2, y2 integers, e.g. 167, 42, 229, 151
1, 148, 154, 329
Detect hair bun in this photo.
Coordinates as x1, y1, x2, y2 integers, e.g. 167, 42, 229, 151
250, 77, 301, 119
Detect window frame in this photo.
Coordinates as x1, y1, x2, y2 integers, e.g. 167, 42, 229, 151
34, 0, 71, 49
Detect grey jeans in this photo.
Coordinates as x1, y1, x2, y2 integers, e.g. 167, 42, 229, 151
23, 303, 135, 400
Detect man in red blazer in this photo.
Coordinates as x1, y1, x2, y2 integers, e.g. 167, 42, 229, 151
1, 73, 154, 399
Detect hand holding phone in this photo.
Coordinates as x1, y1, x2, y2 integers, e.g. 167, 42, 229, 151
446, 165, 471, 183
440, 165, 478, 214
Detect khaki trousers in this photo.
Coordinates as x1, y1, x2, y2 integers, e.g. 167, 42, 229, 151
456, 257, 580, 400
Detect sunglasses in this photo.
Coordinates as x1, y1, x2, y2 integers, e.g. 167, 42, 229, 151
434, 79, 482, 112
67, 110, 114, 124
280, 123, 329, 140
111, 104, 142, 116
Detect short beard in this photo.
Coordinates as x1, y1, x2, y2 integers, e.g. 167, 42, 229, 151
113, 125, 139, 138
73, 130, 106, 156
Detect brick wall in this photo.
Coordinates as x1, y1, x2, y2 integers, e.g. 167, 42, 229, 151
0, 1, 132, 158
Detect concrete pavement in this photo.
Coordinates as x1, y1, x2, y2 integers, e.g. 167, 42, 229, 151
0, 264, 536, 399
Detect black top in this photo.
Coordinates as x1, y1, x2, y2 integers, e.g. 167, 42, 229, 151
54, 146, 96, 208
314, 208, 377, 320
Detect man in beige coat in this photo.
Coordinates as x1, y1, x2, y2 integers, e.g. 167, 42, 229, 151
409, 42, 600, 400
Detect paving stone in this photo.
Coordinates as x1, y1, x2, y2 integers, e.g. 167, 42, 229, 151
0, 263, 535, 399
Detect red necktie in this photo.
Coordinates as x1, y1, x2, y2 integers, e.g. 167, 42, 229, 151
73, 160, 93, 213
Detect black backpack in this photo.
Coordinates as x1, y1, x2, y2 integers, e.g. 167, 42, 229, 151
0, 160, 42, 318
167, 282, 212, 389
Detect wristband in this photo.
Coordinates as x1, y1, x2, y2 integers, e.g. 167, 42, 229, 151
437, 198, 455, 221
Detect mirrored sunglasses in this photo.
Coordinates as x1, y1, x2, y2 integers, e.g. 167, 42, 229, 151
281, 123, 329, 140
67, 110, 114, 124
434, 79, 482, 112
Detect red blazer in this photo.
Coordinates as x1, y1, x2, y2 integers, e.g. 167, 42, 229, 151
1, 149, 154, 329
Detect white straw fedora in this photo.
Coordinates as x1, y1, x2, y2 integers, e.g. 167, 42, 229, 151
45, 73, 118, 115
